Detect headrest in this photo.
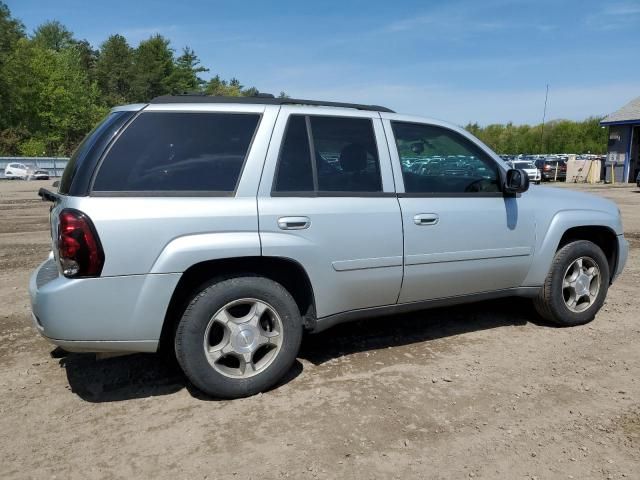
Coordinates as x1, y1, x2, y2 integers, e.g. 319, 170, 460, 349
339, 143, 368, 173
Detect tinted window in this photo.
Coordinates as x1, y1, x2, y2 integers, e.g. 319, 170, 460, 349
392, 122, 501, 194
311, 116, 381, 192
59, 111, 135, 195
93, 112, 260, 192
273, 115, 313, 192
273, 115, 382, 194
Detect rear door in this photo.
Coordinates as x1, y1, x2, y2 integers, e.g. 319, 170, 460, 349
258, 107, 403, 318
382, 115, 536, 303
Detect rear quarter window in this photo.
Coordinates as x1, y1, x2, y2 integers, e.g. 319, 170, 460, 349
59, 111, 135, 195
92, 112, 260, 193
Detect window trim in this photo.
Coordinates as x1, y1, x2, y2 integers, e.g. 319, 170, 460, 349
390, 120, 506, 198
271, 191, 397, 198
270, 113, 386, 197
89, 110, 262, 197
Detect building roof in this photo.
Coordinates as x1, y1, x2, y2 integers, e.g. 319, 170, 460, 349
601, 96, 640, 125
149, 94, 395, 113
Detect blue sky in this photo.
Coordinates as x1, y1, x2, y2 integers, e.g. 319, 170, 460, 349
8, 0, 640, 125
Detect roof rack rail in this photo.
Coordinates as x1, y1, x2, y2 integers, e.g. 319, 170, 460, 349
149, 94, 394, 113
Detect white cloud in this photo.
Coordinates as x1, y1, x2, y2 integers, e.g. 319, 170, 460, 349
585, 2, 640, 30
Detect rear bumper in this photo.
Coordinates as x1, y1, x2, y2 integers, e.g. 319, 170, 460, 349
613, 234, 629, 283
29, 257, 181, 353
541, 171, 566, 181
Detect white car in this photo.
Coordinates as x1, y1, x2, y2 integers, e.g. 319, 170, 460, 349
32, 169, 50, 180
508, 160, 541, 184
4, 163, 29, 179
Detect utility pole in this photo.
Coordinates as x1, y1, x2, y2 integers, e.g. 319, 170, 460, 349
540, 84, 549, 153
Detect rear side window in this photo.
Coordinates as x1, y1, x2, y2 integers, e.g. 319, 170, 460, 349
59, 111, 135, 195
92, 112, 260, 193
273, 115, 381, 194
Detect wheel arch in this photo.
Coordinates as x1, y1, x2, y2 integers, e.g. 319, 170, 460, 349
557, 225, 618, 283
524, 208, 622, 287
158, 256, 316, 353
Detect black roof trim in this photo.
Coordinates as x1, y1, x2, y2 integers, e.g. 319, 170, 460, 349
149, 94, 395, 113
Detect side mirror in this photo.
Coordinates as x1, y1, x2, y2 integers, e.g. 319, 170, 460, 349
504, 168, 529, 194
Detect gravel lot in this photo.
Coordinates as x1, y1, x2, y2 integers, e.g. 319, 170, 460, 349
1, 180, 638, 479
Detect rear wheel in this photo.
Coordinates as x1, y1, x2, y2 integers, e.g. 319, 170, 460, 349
534, 240, 609, 326
175, 276, 303, 398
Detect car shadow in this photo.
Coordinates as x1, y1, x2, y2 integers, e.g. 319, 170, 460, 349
299, 296, 543, 365
59, 297, 546, 403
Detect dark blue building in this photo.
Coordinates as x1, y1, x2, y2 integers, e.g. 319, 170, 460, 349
601, 97, 640, 183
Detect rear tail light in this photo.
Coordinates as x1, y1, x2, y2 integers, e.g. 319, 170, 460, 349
57, 209, 104, 278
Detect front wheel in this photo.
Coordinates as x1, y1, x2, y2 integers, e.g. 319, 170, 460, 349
533, 240, 609, 326
175, 276, 303, 398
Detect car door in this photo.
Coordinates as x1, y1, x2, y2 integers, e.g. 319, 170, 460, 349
258, 107, 403, 318
382, 115, 536, 303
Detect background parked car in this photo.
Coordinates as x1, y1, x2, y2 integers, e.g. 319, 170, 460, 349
636, 171, 640, 187
32, 169, 50, 180
534, 158, 567, 182
507, 160, 541, 184
4, 162, 28, 179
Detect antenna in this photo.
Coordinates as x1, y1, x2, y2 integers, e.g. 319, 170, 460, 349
540, 84, 549, 152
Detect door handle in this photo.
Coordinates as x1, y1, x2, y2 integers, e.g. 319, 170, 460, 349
414, 213, 439, 226
278, 216, 311, 230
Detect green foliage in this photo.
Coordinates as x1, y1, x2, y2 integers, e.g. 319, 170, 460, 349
168, 47, 209, 94
130, 34, 174, 101
0, 1, 26, 131
465, 117, 608, 155
32, 20, 74, 51
0, 3, 277, 156
95, 34, 133, 105
18, 137, 47, 156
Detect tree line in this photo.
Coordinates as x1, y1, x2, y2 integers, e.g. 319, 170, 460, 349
465, 117, 608, 155
0, 2, 608, 158
0, 2, 284, 157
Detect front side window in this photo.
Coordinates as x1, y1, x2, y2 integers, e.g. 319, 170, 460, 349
391, 122, 501, 194
273, 115, 382, 194
93, 112, 260, 192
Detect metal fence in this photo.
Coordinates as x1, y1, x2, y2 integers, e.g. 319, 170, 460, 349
0, 157, 69, 177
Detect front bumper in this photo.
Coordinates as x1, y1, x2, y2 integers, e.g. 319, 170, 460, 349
29, 256, 181, 353
613, 234, 629, 283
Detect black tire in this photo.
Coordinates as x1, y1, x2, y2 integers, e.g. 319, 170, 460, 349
533, 240, 609, 326
175, 276, 303, 399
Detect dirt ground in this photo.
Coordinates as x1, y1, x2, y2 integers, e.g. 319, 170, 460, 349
0, 180, 638, 480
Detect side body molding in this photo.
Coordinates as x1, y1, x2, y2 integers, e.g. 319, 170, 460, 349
522, 209, 623, 286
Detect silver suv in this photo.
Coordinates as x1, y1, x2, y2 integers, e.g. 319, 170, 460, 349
31, 95, 629, 398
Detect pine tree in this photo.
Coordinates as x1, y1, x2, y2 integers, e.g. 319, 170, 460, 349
130, 34, 174, 101
95, 34, 133, 104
